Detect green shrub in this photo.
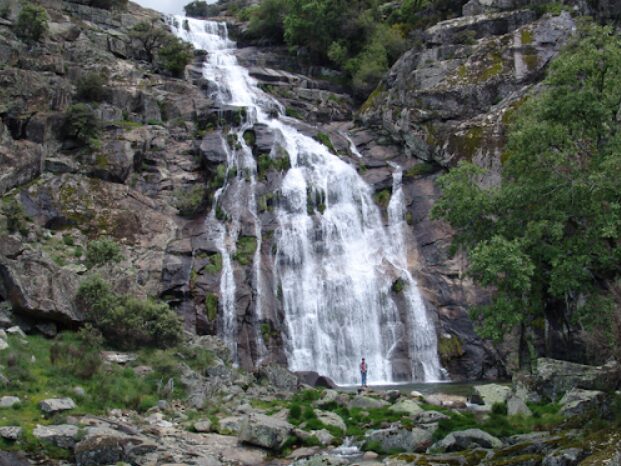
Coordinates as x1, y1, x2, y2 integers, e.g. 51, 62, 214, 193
157, 37, 193, 77
76, 72, 108, 102
76, 275, 183, 349
85, 237, 123, 268
174, 184, 206, 217
2, 198, 29, 235
16, 3, 48, 43
234, 236, 257, 266
184, 0, 218, 17
246, 0, 289, 41
62, 103, 100, 147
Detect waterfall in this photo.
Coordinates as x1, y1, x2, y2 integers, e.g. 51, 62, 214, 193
170, 16, 442, 385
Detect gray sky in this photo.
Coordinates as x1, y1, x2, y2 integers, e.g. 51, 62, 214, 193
133, 0, 216, 15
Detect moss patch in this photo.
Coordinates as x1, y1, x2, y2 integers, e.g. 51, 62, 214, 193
234, 236, 257, 266
438, 334, 465, 364
205, 293, 218, 321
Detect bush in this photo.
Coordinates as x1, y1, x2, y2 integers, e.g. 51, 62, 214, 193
130, 20, 169, 63
246, 0, 289, 42
16, 3, 48, 43
174, 184, 206, 217
77, 275, 183, 349
85, 237, 123, 268
76, 72, 108, 102
2, 198, 29, 235
184, 0, 217, 17
157, 36, 193, 77
62, 103, 100, 147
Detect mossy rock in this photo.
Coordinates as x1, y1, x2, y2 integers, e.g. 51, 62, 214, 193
438, 334, 465, 364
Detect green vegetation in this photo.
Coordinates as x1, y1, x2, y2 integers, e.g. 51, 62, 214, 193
130, 21, 192, 77
432, 24, 621, 359
373, 189, 391, 209
234, 236, 257, 266
238, 0, 459, 97
16, 3, 48, 43
2, 197, 29, 235
157, 36, 193, 77
76, 275, 183, 349
184, 0, 217, 17
313, 132, 336, 154
85, 237, 122, 268
62, 104, 101, 148
205, 293, 218, 321
257, 153, 291, 179
174, 184, 206, 217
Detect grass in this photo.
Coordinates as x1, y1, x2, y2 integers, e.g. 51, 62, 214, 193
0, 332, 219, 454
234, 236, 257, 266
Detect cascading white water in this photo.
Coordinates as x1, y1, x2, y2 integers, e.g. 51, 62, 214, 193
171, 16, 442, 385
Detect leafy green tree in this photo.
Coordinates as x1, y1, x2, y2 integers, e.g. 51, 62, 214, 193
62, 103, 101, 147
246, 0, 289, 42
16, 3, 48, 43
433, 24, 621, 348
129, 20, 169, 63
157, 36, 193, 77
76, 72, 108, 102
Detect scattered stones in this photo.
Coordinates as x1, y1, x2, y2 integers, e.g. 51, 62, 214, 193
474, 383, 512, 408
0, 426, 22, 440
389, 398, 423, 416
39, 397, 76, 415
0, 396, 20, 408
429, 428, 503, 453
33, 424, 80, 448
507, 394, 533, 417
238, 413, 294, 450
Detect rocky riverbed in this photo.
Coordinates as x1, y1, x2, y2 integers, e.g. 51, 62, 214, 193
1, 330, 620, 465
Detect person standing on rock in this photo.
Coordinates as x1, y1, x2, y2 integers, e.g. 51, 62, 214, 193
360, 358, 368, 388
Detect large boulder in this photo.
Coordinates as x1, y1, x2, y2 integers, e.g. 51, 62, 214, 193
389, 399, 423, 416
75, 435, 127, 466
33, 424, 80, 448
535, 358, 621, 400
315, 410, 346, 432
474, 383, 512, 408
238, 413, 294, 450
429, 428, 503, 453
0, 451, 30, 466
0, 251, 82, 323
559, 388, 607, 418
295, 371, 337, 389
255, 363, 299, 392
365, 426, 433, 453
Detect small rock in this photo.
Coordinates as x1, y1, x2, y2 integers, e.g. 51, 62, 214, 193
474, 384, 512, 408
0, 339, 8, 351
288, 446, 320, 460
6, 326, 26, 337
157, 400, 169, 410
194, 419, 213, 432
362, 451, 379, 460
411, 390, 425, 399
389, 399, 423, 415
238, 413, 294, 450
365, 426, 432, 453
384, 390, 401, 402
101, 351, 137, 364
73, 386, 86, 398
315, 410, 346, 432
33, 424, 80, 448
133, 365, 153, 376
39, 397, 76, 415
412, 410, 450, 424
0, 426, 22, 440
313, 428, 334, 446
507, 395, 532, 417
348, 395, 388, 410
0, 396, 20, 408
219, 416, 243, 434
429, 428, 503, 453
424, 393, 468, 409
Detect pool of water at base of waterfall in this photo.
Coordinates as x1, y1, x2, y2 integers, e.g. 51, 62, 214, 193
337, 380, 512, 397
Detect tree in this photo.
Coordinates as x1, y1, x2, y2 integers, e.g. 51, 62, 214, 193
157, 36, 193, 77
432, 24, 621, 350
76, 72, 108, 102
129, 20, 169, 63
62, 103, 100, 147
16, 3, 48, 43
